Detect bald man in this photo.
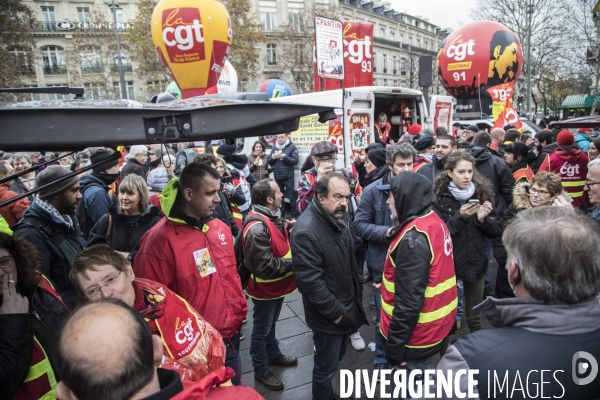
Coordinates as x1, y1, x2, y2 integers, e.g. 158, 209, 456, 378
56, 301, 264, 400
490, 128, 506, 156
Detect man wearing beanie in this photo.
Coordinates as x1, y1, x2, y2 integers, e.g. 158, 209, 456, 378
413, 136, 436, 172
504, 142, 534, 183
539, 130, 589, 208
78, 149, 120, 239
12, 165, 86, 301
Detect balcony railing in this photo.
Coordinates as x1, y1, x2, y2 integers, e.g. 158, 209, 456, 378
16, 65, 36, 75
112, 64, 133, 73
43, 65, 67, 75
34, 21, 61, 31
374, 37, 401, 48
82, 65, 104, 74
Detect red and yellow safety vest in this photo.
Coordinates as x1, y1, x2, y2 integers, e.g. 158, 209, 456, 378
513, 165, 534, 183
11, 276, 66, 400
243, 211, 296, 300
376, 122, 391, 143
230, 177, 244, 228
543, 152, 589, 208
380, 211, 457, 349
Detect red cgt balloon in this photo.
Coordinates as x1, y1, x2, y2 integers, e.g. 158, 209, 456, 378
436, 21, 523, 100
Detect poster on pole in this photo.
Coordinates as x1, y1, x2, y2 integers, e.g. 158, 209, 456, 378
315, 16, 344, 80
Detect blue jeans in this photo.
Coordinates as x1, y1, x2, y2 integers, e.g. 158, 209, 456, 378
276, 177, 298, 218
312, 331, 348, 400
388, 356, 435, 400
224, 332, 242, 385
250, 297, 284, 376
456, 278, 464, 320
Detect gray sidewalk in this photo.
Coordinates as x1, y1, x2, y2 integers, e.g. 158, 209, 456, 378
239, 272, 495, 399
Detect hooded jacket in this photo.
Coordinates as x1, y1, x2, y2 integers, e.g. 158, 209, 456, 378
79, 174, 114, 229
539, 146, 589, 208
531, 142, 558, 173
433, 183, 502, 283
0, 181, 29, 225
134, 178, 248, 339
575, 132, 591, 152
466, 145, 515, 217
146, 167, 172, 193
382, 172, 457, 363
291, 197, 368, 335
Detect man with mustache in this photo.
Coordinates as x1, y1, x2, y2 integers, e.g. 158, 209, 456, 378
487, 30, 519, 87
291, 173, 368, 400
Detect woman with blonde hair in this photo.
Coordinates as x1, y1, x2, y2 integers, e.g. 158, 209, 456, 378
88, 174, 162, 262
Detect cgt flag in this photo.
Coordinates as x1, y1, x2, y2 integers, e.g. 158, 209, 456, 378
487, 83, 524, 131
314, 20, 373, 91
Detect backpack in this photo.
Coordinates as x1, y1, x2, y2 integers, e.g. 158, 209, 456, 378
233, 215, 266, 289
75, 182, 104, 240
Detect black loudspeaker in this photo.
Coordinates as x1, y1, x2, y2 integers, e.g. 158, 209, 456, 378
419, 56, 433, 87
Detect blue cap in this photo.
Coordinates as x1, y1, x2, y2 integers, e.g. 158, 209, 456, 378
466, 125, 479, 133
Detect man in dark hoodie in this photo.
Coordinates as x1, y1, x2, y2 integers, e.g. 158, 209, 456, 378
539, 129, 589, 208
377, 172, 457, 394
466, 132, 515, 217
78, 149, 120, 239
417, 135, 457, 184
217, 140, 256, 216
530, 130, 557, 173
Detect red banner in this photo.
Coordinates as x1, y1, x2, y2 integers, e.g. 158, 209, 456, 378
314, 21, 373, 91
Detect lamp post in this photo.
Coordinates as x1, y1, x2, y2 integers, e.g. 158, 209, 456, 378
526, 0, 533, 118
108, 2, 127, 100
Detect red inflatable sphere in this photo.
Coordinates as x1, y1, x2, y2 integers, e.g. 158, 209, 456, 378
436, 21, 523, 99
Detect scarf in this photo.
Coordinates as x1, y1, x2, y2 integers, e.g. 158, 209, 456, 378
448, 181, 476, 201
34, 197, 75, 230
275, 139, 289, 150
418, 153, 434, 163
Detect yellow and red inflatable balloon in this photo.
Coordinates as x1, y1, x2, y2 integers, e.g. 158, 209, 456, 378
151, 0, 232, 98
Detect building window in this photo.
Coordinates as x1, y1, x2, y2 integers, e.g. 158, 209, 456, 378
400, 58, 406, 75
380, 27, 385, 38
267, 44, 277, 65
113, 81, 135, 100
80, 46, 103, 74
288, 13, 303, 31
111, 46, 133, 72
46, 84, 68, 101
373, 78, 377, 86
393, 79, 397, 87
392, 56, 397, 74
383, 79, 388, 86
115, 9, 124, 23
77, 7, 90, 23
260, 12, 277, 31
373, 52, 376, 72
240, 81, 249, 91
391, 31, 395, 42
399, 34, 404, 43
9, 48, 34, 76
383, 54, 387, 73
295, 43, 304, 63
41, 46, 66, 75
41, 6, 56, 31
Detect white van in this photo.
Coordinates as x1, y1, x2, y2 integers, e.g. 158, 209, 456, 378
241, 87, 454, 184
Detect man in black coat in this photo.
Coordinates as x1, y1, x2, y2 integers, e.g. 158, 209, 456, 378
12, 166, 86, 304
268, 133, 299, 218
466, 132, 515, 218
530, 130, 557, 173
291, 173, 368, 400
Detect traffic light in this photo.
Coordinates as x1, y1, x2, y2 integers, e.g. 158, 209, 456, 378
518, 96, 524, 106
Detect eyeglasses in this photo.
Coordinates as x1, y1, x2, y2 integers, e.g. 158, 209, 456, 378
0, 254, 13, 268
529, 187, 550, 196
585, 180, 600, 190
85, 271, 122, 298
315, 156, 337, 163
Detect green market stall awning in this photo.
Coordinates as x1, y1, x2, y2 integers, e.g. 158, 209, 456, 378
558, 94, 587, 109
585, 94, 600, 108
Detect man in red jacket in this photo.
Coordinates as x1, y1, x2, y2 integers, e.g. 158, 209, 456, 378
0, 160, 29, 225
539, 130, 589, 208
135, 163, 248, 385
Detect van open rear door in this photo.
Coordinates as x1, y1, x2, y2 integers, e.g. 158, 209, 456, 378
342, 89, 375, 169
429, 95, 455, 133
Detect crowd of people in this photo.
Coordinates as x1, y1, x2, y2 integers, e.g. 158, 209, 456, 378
0, 121, 599, 399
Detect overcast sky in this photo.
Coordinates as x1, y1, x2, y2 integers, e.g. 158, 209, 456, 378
387, 0, 478, 29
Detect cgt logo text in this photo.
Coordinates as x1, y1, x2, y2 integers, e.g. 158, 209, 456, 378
340, 352, 598, 398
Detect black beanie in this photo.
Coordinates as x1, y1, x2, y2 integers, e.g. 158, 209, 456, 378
367, 148, 386, 168
217, 143, 236, 157
91, 149, 119, 174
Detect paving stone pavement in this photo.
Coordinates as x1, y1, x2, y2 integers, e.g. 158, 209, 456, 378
240, 262, 498, 399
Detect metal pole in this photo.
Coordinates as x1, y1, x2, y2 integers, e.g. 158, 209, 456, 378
108, 2, 127, 100
526, 0, 533, 117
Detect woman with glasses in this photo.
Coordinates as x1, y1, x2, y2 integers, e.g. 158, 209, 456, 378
0, 233, 68, 399
503, 172, 564, 223
87, 175, 162, 263
70, 244, 227, 383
